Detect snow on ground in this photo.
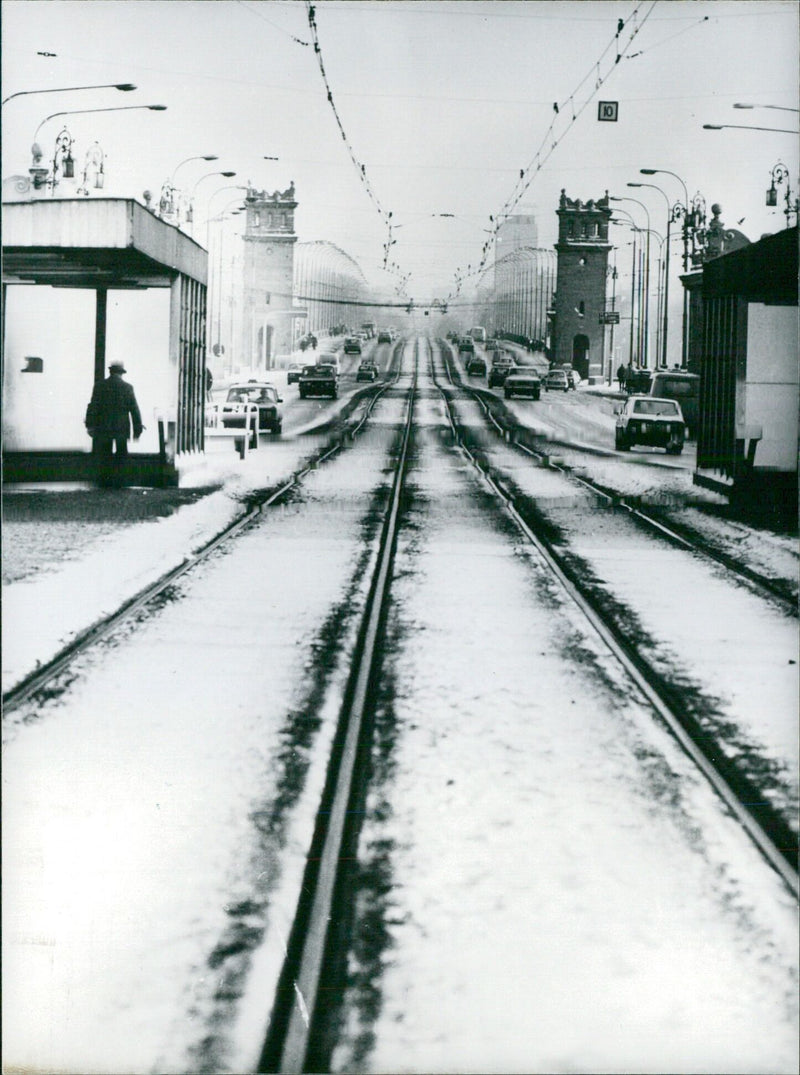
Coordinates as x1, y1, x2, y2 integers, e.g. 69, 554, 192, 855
332, 378, 799, 1074
1, 372, 412, 1074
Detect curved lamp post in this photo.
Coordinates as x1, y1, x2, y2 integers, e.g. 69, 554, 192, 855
3, 82, 136, 108
32, 103, 166, 148
186, 170, 236, 227
628, 180, 678, 368
610, 196, 651, 367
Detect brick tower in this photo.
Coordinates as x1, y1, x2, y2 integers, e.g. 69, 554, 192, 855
552, 190, 611, 380
241, 183, 298, 369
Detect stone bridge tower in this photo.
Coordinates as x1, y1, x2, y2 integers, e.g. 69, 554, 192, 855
552, 190, 612, 381
241, 182, 298, 369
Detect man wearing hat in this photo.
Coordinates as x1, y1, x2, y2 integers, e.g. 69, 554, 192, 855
85, 363, 144, 477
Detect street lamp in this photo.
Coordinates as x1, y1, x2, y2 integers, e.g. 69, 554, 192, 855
766, 162, 798, 226
185, 170, 236, 228
170, 154, 219, 183
733, 102, 799, 114
703, 123, 798, 134
610, 195, 651, 367
2, 82, 137, 107
31, 102, 166, 146
29, 104, 167, 192
628, 180, 679, 368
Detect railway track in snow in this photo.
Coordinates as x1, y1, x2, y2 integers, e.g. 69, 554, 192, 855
1, 341, 407, 717
441, 341, 797, 613
429, 337, 798, 897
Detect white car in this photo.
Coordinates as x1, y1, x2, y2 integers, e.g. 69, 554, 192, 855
615, 395, 685, 454
220, 381, 283, 433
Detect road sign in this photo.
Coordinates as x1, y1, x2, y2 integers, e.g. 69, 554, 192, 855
598, 101, 618, 122
600, 311, 620, 324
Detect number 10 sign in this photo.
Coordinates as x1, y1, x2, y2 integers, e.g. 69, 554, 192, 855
598, 101, 619, 122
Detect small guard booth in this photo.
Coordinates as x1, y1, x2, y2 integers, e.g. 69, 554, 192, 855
2, 198, 208, 486
693, 225, 798, 516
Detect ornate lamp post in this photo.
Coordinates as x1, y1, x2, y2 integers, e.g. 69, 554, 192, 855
30, 104, 166, 192
51, 127, 75, 188
766, 162, 798, 227
77, 143, 105, 196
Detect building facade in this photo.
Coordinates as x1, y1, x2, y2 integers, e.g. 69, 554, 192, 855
552, 190, 612, 380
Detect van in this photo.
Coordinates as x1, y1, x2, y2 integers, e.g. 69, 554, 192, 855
649, 370, 699, 437
470, 326, 487, 344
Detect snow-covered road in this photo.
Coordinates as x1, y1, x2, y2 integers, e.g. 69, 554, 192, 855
2, 338, 797, 1074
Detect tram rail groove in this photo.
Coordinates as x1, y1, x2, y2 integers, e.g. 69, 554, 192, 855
2, 359, 403, 716
258, 349, 419, 1074
431, 340, 799, 898
439, 341, 797, 613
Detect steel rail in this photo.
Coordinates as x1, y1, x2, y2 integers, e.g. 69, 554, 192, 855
261, 345, 419, 1073
440, 342, 796, 612
2, 342, 407, 715
430, 339, 799, 899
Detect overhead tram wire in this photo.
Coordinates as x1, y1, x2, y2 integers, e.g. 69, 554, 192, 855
305, 1, 406, 295
446, 0, 668, 302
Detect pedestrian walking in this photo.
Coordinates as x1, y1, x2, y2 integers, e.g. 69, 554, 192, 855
617, 363, 626, 390
310, 334, 318, 350
206, 366, 214, 401
84, 362, 143, 485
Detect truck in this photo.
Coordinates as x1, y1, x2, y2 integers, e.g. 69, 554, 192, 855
361, 321, 376, 339
470, 326, 487, 343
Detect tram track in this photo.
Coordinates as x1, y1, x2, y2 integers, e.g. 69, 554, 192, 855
2, 342, 406, 717
429, 338, 799, 897
258, 344, 419, 1073
440, 341, 797, 613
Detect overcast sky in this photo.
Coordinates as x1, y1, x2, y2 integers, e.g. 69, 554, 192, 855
3, 0, 798, 302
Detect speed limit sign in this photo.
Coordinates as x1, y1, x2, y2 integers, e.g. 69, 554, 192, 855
598, 101, 619, 122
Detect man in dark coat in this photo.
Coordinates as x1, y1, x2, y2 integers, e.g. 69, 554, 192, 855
85, 362, 143, 463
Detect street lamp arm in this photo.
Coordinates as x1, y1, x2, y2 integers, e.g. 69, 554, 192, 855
640, 168, 689, 209
3, 82, 137, 107
703, 123, 799, 134
733, 102, 800, 114
33, 104, 166, 144
170, 154, 219, 184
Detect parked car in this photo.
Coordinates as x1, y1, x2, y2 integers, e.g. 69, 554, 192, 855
299, 364, 338, 399
649, 369, 699, 437
488, 356, 515, 387
458, 337, 475, 354
504, 367, 541, 400
377, 331, 392, 343
221, 380, 283, 433
615, 395, 685, 454
287, 362, 303, 385
544, 369, 570, 392
356, 360, 379, 382
343, 337, 362, 354
466, 356, 487, 377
